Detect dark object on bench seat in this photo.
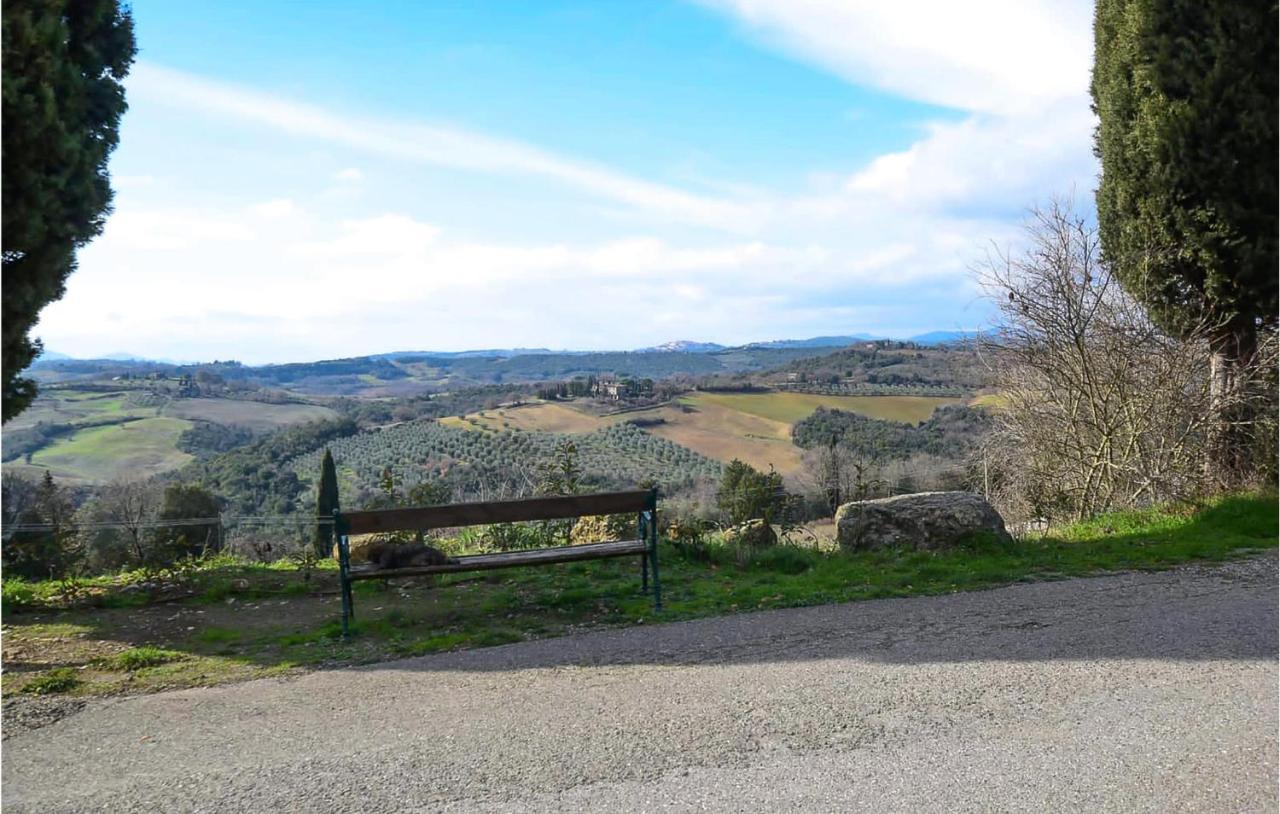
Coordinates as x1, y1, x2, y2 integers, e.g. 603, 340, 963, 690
334, 488, 660, 637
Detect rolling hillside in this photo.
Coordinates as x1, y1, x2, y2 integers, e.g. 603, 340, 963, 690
439, 391, 966, 475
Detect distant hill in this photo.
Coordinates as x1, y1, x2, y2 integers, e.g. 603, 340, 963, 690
906, 330, 991, 346
747, 335, 882, 350
640, 340, 727, 353
371, 348, 576, 360
28, 328, 992, 394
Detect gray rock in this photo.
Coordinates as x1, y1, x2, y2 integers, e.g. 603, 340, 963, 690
722, 519, 778, 551
835, 491, 1011, 551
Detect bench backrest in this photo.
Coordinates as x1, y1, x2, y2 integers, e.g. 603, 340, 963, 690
337, 488, 656, 535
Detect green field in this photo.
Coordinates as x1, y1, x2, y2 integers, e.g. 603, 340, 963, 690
19, 417, 195, 483
3, 389, 152, 430
4, 389, 346, 485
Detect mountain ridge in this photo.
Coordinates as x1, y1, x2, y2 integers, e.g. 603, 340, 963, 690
37, 329, 990, 368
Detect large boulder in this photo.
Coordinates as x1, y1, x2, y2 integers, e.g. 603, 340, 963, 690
835, 492, 1010, 551
722, 519, 778, 551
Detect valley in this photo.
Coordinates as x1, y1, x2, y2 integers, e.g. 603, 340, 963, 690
2, 337, 990, 521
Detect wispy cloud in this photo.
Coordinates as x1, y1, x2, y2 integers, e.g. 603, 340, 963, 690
700, 0, 1098, 222
130, 63, 756, 231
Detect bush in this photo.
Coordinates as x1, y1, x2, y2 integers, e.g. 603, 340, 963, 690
665, 518, 722, 563
1, 578, 38, 611
479, 522, 554, 552
717, 460, 788, 525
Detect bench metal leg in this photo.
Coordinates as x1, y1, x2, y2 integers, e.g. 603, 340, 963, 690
644, 507, 662, 612
641, 552, 649, 592
336, 517, 355, 637
649, 541, 662, 612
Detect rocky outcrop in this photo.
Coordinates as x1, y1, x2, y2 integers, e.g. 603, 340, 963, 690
722, 519, 778, 551
835, 492, 1011, 551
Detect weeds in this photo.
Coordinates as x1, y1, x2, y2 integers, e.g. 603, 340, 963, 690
98, 647, 187, 671
21, 668, 81, 695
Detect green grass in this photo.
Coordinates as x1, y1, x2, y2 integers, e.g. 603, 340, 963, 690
1, 493, 1273, 699
28, 416, 194, 482
97, 647, 188, 671
20, 668, 81, 695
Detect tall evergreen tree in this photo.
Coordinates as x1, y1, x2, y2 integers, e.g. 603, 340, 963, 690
2, 0, 136, 421
314, 448, 339, 556
1091, 0, 1277, 476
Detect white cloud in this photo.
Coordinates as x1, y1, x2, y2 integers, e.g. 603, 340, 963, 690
843, 99, 1096, 210
129, 63, 756, 231
38, 198, 984, 361
698, 0, 1092, 115
97, 209, 255, 251
701, 0, 1098, 226
334, 167, 364, 182
249, 198, 298, 219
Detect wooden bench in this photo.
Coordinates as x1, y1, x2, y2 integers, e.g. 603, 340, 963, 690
333, 488, 660, 636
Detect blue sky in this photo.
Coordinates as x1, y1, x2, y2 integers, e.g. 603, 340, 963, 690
37, 0, 1097, 363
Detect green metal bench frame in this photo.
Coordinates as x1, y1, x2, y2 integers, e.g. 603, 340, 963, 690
334, 488, 660, 637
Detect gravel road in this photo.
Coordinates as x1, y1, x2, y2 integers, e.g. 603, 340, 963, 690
4, 554, 1276, 813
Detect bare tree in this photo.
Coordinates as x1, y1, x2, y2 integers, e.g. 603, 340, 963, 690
977, 200, 1239, 523
95, 479, 161, 566
795, 441, 884, 515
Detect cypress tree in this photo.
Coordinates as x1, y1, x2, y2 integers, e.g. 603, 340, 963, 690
314, 448, 339, 557
2, 1, 137, 421
1091, 0, 1277, 476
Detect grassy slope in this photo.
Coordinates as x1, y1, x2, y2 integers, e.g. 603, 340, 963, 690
3, 493, 1274, 698
436, 392, 962, 475
691, 392, 963, 424
637, 397, 802, 473
440, 402, 609, 434
5, 389, 344, 484
3, 390, 153, 430
25, 417, 195, 482
161, 399, 339, 434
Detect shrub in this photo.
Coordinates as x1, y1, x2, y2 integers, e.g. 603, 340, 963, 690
666, 518, 721, 563
1, 578, 38, 611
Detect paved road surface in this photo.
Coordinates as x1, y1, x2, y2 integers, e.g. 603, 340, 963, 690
4, 554, 1276, 813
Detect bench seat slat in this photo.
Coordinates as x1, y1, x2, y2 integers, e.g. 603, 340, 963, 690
346, 538, 648, 581
342, 490, 654, 534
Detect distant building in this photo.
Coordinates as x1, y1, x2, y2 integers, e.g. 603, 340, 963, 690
593, 378, 631, 400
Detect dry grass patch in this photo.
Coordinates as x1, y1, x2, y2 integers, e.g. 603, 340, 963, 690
442, 402, 609, 434
691, 392, 964, 424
